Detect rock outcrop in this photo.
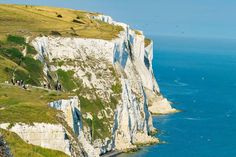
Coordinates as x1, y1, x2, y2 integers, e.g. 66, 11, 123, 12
49, 96, 100, 157
0, 123, 72, 156
93, 14, 177, 115
145, 89, 178, 115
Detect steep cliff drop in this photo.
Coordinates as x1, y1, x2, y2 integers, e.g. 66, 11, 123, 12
0, 5, 176, 157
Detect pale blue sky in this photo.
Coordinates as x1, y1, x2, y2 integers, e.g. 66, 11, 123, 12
1, 0, 235, 39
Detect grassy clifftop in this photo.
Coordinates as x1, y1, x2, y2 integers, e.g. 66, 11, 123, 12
0, 84, 71, 124
0, 4, 123, 40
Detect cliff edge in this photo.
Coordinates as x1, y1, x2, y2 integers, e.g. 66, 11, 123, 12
0, 4, 176, 157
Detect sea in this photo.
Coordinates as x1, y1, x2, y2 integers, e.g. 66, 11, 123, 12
118, 36, 236, 157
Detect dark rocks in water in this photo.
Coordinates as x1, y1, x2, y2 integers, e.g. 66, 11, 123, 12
0, 134, 13, 157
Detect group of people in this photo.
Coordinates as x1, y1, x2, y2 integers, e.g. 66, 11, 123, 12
55, 81, 62, 91
43, 81, 62, 91
10, 77, 62, 91
43, 83, 51, 89
11, 78, 27, 89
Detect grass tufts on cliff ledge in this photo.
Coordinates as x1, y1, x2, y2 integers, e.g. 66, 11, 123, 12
145, 38, 152, 47
0, 4, 123, 40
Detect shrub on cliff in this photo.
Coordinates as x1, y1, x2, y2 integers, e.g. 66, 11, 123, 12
7, 35, 25, 45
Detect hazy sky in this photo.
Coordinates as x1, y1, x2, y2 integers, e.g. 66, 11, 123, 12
1, 0, 235, 39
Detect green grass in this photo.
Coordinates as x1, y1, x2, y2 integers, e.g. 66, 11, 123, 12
26, 44, 38, 55
0, 54, 25, 82
73, 64, 121, 140
21, 56, 44, 85
0, 129, 69, 157
0, 4, 123, 40
0, 84, 70, 125
57, 69, 77, 91
79, 96, 104, 113
0, 35, 44, 86
1, 48, 23, 65
78, 95, 113, 140
7, 35, 26, 45
82, 115, 111, 141
92, 116, 111, 140
111, 82, 122, 94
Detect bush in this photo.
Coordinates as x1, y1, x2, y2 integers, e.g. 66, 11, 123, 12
7, 35, 26, 45
26, 44, 37, 55
3, 48, 23, 64
21, 57, 43, 85
14, 69, 29, 82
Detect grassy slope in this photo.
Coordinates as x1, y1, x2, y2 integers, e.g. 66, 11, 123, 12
0, 35, 45, 85
0, 129, 69, 157
0, 54, 25, 83
0, 33, 74, 156
0, 84, 70, 124
0, 83, 73, 156
0, 4, 123, 40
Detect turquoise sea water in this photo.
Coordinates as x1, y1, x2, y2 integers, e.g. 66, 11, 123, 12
119, 36, 236, 157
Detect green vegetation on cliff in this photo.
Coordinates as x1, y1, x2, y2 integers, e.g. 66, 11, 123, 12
79, 96, 111, 140
111, 82, 122, 94
0, 35, 44, 85
57, 69, 77, 91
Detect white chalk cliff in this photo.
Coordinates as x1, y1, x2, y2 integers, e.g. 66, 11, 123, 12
0, 14, 176, 156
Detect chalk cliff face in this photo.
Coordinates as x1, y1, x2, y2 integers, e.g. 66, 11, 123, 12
93, 15, 177, 115
0, 123, 72, 156
0, 14, 175, 157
